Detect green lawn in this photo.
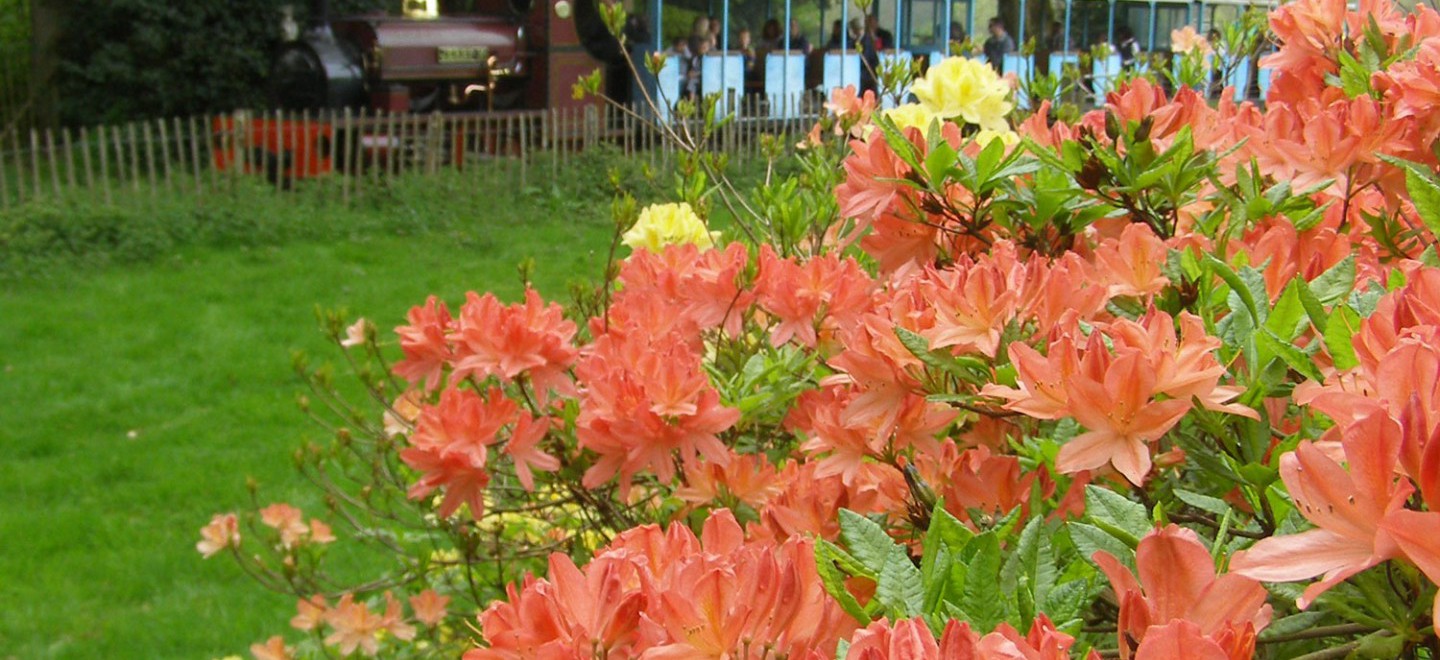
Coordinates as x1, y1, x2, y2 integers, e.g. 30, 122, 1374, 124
0, 180, 617, 657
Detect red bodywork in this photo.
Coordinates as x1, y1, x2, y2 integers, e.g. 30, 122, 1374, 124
211, 116, 334, 178
211, 115, 483, 179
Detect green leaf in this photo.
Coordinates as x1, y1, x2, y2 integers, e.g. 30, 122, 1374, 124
923, 544, 952, 615
1265, 279, 1308, 341
922, 503, 974, 579
1308, 255, 1356, 305
1041, 578, 1093, 625
958, 532, 1008, 630
1323, 304, 1363, 371
924, 141, 959, 189
1206, 254, 1261, 325
1255, 328, 1325, 383
1297, 277, 1329, 334
815, 540, 873, 622
1381, 156, 1440, 240
1070, 522, 1135, 568
839, 509, 897, 576
1173, 488, 1230, 516
1000, 517, 1056, 621
877, 548, 925, 618
1083, 486, 1151, 547
1259, 611, 1328, 639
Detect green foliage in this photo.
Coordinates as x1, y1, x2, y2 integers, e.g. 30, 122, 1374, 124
821, 505, 1100, 641
0, 145, 659, 279
0, 170, 625, 657
51, 0, 387, 124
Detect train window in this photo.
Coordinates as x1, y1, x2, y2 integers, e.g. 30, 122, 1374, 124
949, 0, 971, 43
904, 0, 939, 49
404, 0, 440, 17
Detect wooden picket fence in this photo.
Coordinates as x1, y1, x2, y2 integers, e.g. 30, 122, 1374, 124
0, 97, 827, 212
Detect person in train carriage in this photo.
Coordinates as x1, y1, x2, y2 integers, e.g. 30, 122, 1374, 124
858, 17, 882, 94
738, 27, 763, 97
686, 37, 711, 99
983, 17, 1015, 72
760, 19, 784, 50
863, 16, 887, 50
827, 20, 844, 49
690, 16, 714, 54
1116, 26, 1142, 71
949, 21, 968, 52
787, 19, 813, 53
1046, 21, 1065, 52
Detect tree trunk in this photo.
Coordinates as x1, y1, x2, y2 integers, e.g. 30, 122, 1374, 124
29, 0, 63, 127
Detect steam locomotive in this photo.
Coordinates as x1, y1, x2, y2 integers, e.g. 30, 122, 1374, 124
216, 0, 626, 178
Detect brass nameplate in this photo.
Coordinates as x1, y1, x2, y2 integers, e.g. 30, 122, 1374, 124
438, 46, 489, 64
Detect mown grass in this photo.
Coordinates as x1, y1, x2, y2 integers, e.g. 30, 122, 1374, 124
0, 158, 642, 657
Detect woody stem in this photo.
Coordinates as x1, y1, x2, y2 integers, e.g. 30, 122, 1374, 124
1258, 623, 1377, 644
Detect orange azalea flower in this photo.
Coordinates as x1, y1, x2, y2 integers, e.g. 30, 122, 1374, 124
308, 519, 335, 545
1093, 224, 1170, 299
576, 333, 740, 496
755, 246, 874, 349
984, 336, 1082, 420
1106, 311, 1258, 420
259, 503, 308, 550
791, 385, 953, 490
836, 131, 915, 224
399, 387, 527, 518
400, 443, 489, 519
471, 554, 652, 658
383, 389, 424, 438
913, 443, 1041, 524
1094, 525, 1271, 660
1134, 621, 1245, 660
340, 317, 369, 348
1056, 347, 1192, 485
379, 591, 416, 643
393, 296, 454, 392
1230, 412, 1414, 609
290, 594, 328, 631
922, 261, 1018, 358
1380, 508, 1440, 632
676, 452, 783, 511
847, 615, 1087, 659
1026, 253, 1110, 333
452, 289, 577, 400
860, 211, 942, 277
249, 636, 291, 660
616, 243, 756, 337
323, 594, 387, 657
846, 617, 942, 658
196, 513, 240, 558
757, 461, 903, 543
409, 589, 451, 627
501, 412, 557, 491
825, 84, 878, 126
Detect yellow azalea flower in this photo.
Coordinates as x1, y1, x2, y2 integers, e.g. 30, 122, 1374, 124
910, 57, 1014, 132
622, 203, 719, 252
882, 103, 941, 134
974, 128, 1020, 148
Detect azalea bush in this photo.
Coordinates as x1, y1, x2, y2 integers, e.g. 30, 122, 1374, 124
204, 0, 1440, 657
